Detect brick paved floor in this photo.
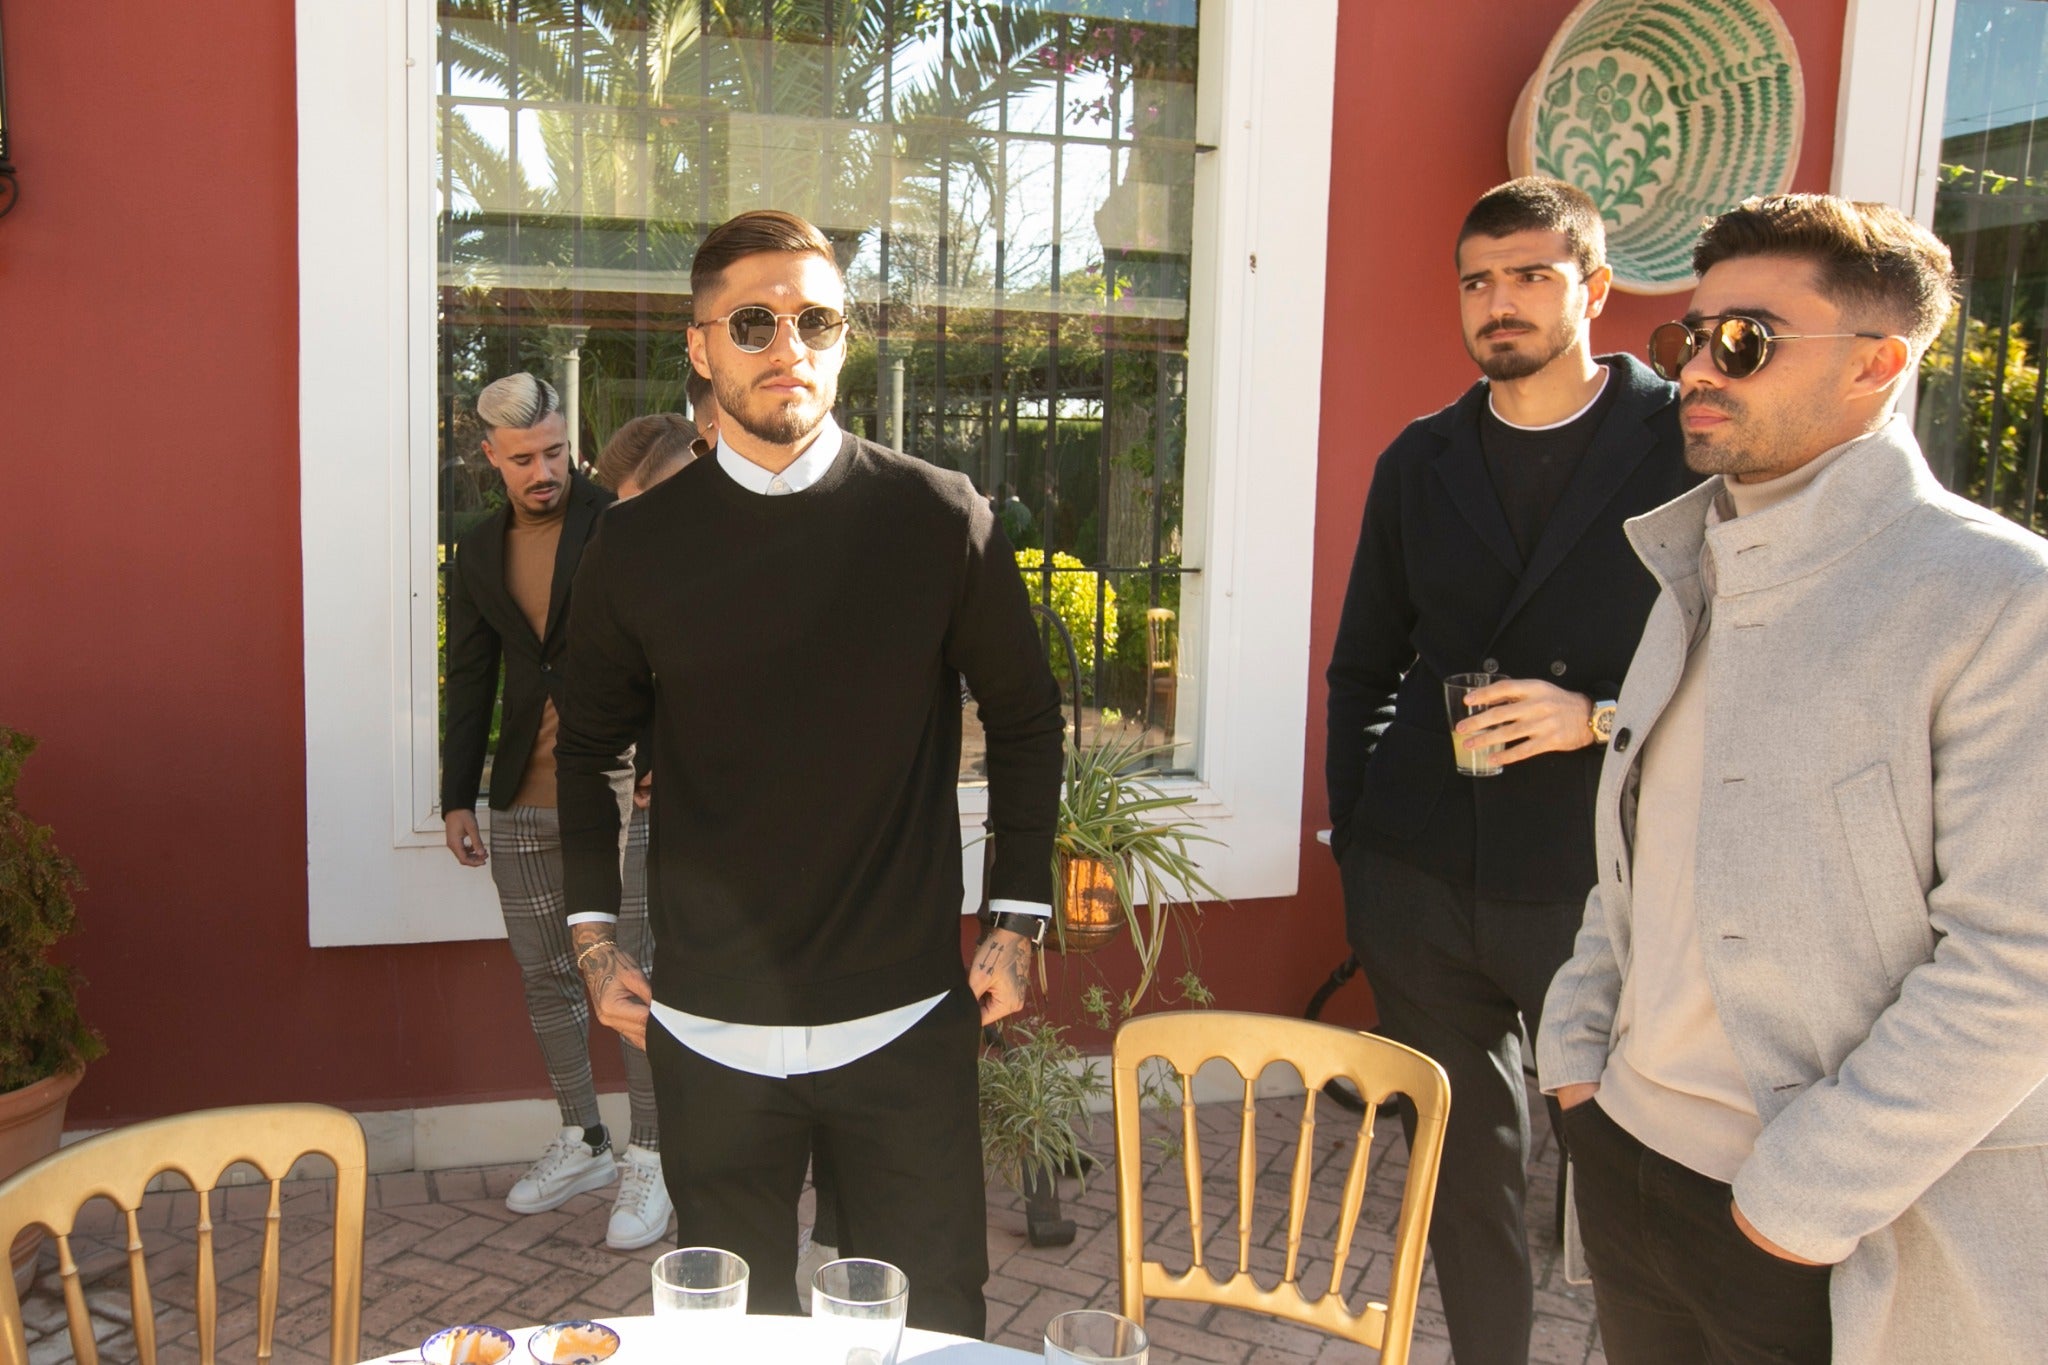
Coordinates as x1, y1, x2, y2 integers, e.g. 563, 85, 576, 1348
17, 1088, 1601, 1363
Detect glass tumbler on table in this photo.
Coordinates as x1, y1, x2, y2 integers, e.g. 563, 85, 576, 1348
651, 1246, 748, 1315
811, 1257, 909, 1365
1443, 671, 1504, 777
1044, 1308, 1149, 1364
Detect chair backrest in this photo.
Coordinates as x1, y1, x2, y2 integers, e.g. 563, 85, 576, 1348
1145, 608, 1175, 672
1111, 1012, 1450, 1365
0, 1103, 367, 1365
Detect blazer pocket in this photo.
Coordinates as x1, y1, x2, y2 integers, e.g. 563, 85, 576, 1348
1357, 721, 1450, 840
1833, 763, 1935, 990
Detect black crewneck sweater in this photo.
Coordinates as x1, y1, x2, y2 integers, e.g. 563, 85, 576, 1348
554, 436, 1065, 1026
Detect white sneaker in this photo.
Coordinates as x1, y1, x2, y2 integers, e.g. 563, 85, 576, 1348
505, 1128, 617, 1214
794, 1228, 839, 1310
606, 1145, 673, 1251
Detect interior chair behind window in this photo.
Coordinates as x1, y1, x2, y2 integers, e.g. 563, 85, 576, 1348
1112, 1011, 1450, 1365
0, 1102, 367, 1365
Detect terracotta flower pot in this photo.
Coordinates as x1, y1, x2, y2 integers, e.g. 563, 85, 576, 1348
1055, 856, 1123, 954
1, 1066, 86, 1297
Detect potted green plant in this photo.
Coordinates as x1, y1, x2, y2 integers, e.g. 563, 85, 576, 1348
0, 728, 105, 1293
1051, 735, 1223, 1013
978, 1016, 1104, 1246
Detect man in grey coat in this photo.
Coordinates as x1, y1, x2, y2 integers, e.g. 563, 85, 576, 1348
1538, 194, 2048, 1364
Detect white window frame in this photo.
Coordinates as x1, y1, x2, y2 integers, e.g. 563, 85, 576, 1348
1830, 0, 1960, 433
297, 0, 1337, 946
1832, 0, 1957, 221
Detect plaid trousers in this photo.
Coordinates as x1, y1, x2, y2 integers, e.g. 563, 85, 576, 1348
489, 803, 659, 1150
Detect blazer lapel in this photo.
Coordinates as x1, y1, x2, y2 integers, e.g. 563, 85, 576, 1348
1491, 359, 1666, 640
465, 505, 526, 643
1430, 390, 1523, 576
543, 476, 604, 645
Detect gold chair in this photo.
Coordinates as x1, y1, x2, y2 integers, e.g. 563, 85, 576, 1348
0, 1102, 367, 1365
1111, 1011, 1450, 1365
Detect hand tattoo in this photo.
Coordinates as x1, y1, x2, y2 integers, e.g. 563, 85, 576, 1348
571, 922, 633, 998
975, 933, 1034, 1000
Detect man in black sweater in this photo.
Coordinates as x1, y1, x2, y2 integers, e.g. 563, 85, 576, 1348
1325, 179, 1696, 1365
555, 210, 1064, 1335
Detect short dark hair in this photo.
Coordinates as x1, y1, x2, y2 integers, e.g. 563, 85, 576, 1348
1457, 177, 1607, 278
690, 210, 840, 305
1692, 194, 1957, 352
685, 370, 714, 417
593, 413, 698, 492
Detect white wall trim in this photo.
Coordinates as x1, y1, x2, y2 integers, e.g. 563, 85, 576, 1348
297, 0, 1336, 946
1832, 0, 1956, 221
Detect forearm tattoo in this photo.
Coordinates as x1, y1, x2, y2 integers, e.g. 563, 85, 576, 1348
571, 922, 634, 999
975, 932, 1034, 1001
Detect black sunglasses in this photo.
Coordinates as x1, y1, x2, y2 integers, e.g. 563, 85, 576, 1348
694, 304, 849, 354
1648, 315, 1885, 381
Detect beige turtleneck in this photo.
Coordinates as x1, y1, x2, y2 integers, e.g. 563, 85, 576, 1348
1596, 435, 1857, 1182
505, 499, 566, 809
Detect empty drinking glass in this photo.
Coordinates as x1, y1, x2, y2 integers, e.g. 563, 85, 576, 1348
1044, 1309, 1149, 1365
650, 1246, 748, 1316
811, 1257, 909, 1365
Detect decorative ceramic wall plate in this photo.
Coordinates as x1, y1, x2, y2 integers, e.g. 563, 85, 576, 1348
1507, 0, 1804, 294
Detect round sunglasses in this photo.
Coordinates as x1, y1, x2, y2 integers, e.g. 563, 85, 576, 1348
694, 304, 849, 353
1647, 315, 1885, 381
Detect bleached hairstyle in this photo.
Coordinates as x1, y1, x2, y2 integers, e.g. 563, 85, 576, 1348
476, 373, 562, 435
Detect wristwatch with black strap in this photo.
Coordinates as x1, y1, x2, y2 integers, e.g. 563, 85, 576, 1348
984, 909, 1049, 947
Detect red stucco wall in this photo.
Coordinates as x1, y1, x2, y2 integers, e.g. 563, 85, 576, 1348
0, 0, 1847, 1125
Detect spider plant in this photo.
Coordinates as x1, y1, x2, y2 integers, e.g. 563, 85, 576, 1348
1052, 734, 1222, 1012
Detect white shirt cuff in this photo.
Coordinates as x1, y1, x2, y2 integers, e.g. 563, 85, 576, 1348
565, 912, 620, 926
989, 899, 1052, 918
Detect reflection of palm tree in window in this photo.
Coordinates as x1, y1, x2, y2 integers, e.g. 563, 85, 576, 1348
433, 1, 1202, 757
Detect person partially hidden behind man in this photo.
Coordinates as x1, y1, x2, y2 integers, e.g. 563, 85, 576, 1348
1325, 177, 1695, 1365
440, 373, 671, 1250
1540, 194, 2048, 1364
553, 210, 1064, 1336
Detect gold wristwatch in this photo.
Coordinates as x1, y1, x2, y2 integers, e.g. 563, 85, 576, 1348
1589, 700, 1618, 744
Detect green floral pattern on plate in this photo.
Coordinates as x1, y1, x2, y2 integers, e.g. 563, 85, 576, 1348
1521, 0, 1803, 292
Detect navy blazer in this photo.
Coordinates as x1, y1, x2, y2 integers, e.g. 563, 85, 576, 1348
1326, 354, 1698, 903
441, 471, 614, 814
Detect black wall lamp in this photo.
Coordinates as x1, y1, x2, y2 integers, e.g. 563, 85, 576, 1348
0, 1, 15, 220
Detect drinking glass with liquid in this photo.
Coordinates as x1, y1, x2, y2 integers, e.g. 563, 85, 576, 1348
811, 1257, 909, 1365
1444, 672, 1504, 777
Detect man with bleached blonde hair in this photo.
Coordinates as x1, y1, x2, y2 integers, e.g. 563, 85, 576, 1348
441, 372, 671, 1251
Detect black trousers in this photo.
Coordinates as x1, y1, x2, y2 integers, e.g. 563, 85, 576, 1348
1564, 1100, 1831, 1365
645, 986, 989, 1337
1341, 845, 1584, 1365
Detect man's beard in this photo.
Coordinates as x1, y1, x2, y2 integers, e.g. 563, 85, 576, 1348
1467, 315, 1575, 382
714, 366, 833, 446
1680, 391, 1765, 476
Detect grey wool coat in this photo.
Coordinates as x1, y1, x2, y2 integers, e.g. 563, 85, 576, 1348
1537, 416, 2048, 1364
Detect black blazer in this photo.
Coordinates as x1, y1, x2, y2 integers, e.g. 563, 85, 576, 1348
441, 472, 614, 814
1325, 354, 1699, 903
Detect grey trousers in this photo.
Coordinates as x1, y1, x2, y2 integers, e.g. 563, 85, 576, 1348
489, 803, 659, 1150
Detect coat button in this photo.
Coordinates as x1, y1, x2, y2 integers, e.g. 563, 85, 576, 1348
1550, 660, 1567, 676
540, 662, 553, 674
1483, 657, 1500, 673
1613, 727, 1631, 752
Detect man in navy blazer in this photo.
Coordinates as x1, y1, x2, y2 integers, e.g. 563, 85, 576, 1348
1326, 179, 1696, 1365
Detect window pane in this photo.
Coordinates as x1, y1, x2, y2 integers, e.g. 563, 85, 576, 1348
436, 0, 1204, 791
1919, 0, 2048, 534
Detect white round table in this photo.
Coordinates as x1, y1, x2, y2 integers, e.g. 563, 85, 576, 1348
371, 1313, 1039, 1362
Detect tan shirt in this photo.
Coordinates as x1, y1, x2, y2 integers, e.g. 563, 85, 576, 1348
1597, 438, 1854, 1181
505, 502, 566, 809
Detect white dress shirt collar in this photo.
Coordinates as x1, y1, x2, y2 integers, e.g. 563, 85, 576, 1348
715, 414, 844, 495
